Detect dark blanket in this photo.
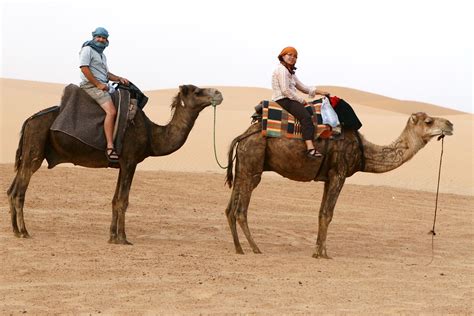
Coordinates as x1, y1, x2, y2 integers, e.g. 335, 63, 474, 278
330, 97, 363, 130
50, 84, 131, 153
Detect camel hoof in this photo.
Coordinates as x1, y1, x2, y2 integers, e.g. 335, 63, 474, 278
235, 248, 245, 255
252, 248, 262, 254
108, 238, 133, 245
312, 253, 332, 259
17, 232, 31, 238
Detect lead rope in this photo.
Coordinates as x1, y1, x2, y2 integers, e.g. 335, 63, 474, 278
212, 102, 228, 169
427, 135, 445, 265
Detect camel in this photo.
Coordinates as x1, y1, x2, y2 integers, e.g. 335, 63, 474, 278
7, 85, 223, 244
224, 112, 453, 258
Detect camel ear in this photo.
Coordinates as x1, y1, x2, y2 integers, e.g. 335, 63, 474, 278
179, 85, 188, 95
410, 113, 418, 124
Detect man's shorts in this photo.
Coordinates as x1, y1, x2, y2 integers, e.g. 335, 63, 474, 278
80, 82, 112, 105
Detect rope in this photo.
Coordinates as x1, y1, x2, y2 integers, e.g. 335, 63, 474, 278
426, 135, 445, 265
212, 102, 228, 169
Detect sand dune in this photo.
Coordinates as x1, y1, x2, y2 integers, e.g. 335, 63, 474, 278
1, 78, 473, 195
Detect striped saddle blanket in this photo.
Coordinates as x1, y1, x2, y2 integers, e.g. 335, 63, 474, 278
261, 99, 334, 140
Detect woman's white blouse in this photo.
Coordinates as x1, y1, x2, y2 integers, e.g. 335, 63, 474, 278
271, 64, 317, 104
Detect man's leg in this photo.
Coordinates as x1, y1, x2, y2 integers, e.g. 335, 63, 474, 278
99, 100, 117, 151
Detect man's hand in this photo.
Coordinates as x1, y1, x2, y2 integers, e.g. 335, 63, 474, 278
118, 77, 129, 85
97, 82, 108, 91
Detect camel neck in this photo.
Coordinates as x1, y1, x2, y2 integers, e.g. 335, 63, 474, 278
149, 102, 200, 157
361, 126, 426, 173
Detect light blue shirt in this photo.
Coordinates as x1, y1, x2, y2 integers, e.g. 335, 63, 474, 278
79, 46, 109, 84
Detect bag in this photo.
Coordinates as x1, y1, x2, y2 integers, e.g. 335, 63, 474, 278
320, 97, 340, 127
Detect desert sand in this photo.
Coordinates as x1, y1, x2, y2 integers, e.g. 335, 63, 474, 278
0, 78, 473, 314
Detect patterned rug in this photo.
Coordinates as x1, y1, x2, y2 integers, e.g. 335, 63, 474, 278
261, 99, 340, 140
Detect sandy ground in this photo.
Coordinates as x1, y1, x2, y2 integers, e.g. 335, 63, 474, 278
1, 164, 473, 314
1, 79, 473, 313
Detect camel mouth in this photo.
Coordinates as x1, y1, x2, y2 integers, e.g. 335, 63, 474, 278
430, 128, 453, 138
212, 95, 224, 106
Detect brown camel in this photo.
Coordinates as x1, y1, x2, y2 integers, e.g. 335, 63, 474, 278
225, 112, 453, 258
7, 85, 223, 244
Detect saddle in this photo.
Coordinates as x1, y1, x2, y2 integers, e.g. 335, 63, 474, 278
50, 84, 137, 154
252, 97, 362, 140
253, 99, 334, 140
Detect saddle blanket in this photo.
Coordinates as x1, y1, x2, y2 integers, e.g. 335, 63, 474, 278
261, 99, 335, 140
50, 84, 132, 154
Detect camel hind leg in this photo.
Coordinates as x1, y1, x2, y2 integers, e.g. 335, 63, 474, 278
7, 109, 56, 238
8, 162, 43, 237
225, 132, 265, 254
225, 173, 263, 254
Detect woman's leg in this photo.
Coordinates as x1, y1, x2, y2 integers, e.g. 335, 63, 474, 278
276, 98, 321, 156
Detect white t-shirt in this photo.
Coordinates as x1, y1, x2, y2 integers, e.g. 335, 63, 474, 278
79, 46, 109, 84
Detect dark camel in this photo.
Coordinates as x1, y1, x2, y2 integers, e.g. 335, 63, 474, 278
225, 112, 453, 258
7, 85, 223, 244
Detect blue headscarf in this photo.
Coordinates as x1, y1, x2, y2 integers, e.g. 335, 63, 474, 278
82, 27, 109, 54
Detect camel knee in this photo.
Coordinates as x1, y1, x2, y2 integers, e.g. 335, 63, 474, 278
112, 200, 128, 212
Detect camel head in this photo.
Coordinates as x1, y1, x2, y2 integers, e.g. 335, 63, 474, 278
407, 112, 453, 143
176, 85, 223, 111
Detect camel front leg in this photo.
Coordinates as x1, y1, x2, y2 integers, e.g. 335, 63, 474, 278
109, 164, 136, 245
313, 172, 345, 259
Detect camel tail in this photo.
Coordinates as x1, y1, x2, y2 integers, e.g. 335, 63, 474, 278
225, 136, 240, 188
13, 119, 29, 172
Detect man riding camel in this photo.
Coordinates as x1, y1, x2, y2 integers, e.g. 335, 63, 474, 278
79, 26, 129, 163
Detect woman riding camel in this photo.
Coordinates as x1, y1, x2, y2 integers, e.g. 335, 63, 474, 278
271, 46, 330, 158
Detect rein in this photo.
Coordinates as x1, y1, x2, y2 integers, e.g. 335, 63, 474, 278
211, 101, 229, 169
427, 135, 445, 265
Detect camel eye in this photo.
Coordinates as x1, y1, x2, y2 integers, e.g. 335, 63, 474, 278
424, 118, 433, 125
194, 88, 202, 95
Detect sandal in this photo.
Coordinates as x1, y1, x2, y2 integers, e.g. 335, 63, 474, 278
306, 148, 323, 158
106, 148, 120, 163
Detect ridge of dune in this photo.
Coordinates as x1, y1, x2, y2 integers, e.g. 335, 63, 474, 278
1, 78, 467, 116
318, 85, 468, 116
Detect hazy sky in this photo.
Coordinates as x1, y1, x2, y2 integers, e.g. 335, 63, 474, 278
1, 0, 472, 113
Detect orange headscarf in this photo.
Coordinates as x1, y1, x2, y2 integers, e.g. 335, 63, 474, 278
278, 46, 298, 61
278, 46, 298, 74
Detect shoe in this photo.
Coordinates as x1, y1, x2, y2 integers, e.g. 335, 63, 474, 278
106, 148, 120, 163
306, 148, 323, 158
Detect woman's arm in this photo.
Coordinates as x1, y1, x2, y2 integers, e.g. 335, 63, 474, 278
276, 67, 306, 103
295, 76, 330, 97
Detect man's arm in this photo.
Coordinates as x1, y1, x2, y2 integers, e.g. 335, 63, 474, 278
108, 72, 129, 85
81, 66, 108, 91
